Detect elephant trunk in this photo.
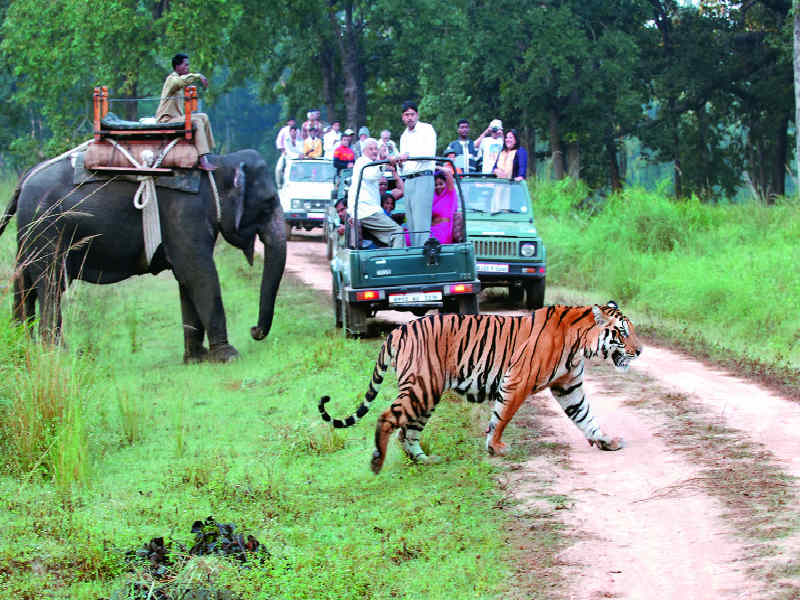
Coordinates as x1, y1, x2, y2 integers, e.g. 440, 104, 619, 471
250, 205, 287, 341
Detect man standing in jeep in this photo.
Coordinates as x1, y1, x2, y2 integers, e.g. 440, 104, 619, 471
397, 101, 437, 246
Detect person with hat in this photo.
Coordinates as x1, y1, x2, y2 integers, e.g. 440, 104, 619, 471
475, 119, 505, 174
357, 126, 371, 156
397, 100, 437, 246
301, 109, 322, 140
445, 119, 479, 173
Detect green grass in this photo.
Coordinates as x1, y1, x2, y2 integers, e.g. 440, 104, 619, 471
0, 237, 521, 599
532, 178, 800, 373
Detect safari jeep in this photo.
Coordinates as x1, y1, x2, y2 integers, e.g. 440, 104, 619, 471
330, 158, 480, 337
459, 174, 546, 309
276, 156, 336, 236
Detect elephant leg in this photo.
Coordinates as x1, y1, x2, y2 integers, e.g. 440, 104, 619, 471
13, 267, 36, 328
175, 258, 238, 364
179, 283, 208, 363
36, 262, 65, 345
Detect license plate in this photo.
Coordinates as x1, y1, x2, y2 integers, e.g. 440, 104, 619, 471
477, 262, 509, 273
388, 291, 442, 304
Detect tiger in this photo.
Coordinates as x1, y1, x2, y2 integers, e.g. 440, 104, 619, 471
318, 302, 642, 474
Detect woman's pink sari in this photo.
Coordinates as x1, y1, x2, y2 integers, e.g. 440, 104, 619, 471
430, 187, 457, 244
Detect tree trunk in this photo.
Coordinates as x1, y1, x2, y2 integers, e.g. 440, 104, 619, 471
548, 109, 565, 180
671, 109, 682, 198
794, 0, 800, 185
319, 37, 337, 123
772, 112, 788, 201
567, 141, 580, 179
329, 3, 366, 130
606, 134, 622, 193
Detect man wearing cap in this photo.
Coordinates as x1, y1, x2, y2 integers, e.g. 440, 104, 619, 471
301, 109, 322, 139
445, 119, 479, 173
397, 101, 437, 246
475, 119, 504, 175
357, 126, 371, 156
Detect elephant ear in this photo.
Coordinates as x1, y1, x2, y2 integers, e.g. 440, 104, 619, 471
232, 162, 246, 232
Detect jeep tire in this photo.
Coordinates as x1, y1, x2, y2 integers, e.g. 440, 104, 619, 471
524, 278, 546, 310
344, 301, 367, 338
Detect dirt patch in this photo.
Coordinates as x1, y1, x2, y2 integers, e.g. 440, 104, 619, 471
273, 234, 800, 599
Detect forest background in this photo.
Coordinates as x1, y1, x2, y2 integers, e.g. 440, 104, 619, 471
0, 0, 797, 202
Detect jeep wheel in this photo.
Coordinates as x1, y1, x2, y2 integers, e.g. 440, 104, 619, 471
457, 294, 479, 315
344, 302, 367, 338
508, 284, 524, 305
441, 298, 458, 314
285, 221, 293, 241
524, 277, 546, 310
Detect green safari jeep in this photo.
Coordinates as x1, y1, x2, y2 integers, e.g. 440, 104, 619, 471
330, 158, 481, 337
459, 174, 546, 309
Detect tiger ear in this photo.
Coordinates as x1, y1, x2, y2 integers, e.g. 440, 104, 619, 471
592, 305, 609, 327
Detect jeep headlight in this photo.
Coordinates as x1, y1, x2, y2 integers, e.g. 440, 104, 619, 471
520, 242, 536, 257
291, 198, 303, 209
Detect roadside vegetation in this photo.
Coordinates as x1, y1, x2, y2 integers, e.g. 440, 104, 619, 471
0, 218, 566, 599
532, 177, 800, 388
2, 170, 799, 598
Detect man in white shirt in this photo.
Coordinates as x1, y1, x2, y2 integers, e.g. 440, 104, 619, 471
275, 118, 296, 154
397, 101, 437, 246
348, 138, 405, 248
323, 121, 341, 158
284, 124, 304, 158
475, 119, 504, 174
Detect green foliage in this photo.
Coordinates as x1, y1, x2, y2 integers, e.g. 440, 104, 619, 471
0, 322, 92, 491
0, 246, 528, 599
533, 178, 800, 366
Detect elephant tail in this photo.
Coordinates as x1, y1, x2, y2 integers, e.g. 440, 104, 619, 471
0, 178, 22, 238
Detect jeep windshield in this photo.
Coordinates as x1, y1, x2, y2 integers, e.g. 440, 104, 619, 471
459, 178, 531, 217
289, 161, 336, 182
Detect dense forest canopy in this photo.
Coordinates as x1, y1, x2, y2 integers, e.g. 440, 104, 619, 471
0, 0, 794, 201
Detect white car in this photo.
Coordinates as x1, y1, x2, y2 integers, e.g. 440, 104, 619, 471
276, 157, 336, 236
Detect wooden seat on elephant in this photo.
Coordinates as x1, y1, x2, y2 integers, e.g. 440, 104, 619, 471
88, 85, 201, 175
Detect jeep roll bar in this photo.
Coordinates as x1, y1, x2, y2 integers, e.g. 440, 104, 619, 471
350, 156, 466, 249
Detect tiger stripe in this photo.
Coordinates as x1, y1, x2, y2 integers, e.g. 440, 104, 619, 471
318, 303, 642, 474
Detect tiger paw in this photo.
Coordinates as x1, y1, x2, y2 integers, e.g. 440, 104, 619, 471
415, 454, 442, 465
590, 437, 625, 451
486, 441, 509, 456
371, 449, 385, 474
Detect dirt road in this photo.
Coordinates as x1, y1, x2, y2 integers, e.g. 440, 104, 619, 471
279, 233, 800, 599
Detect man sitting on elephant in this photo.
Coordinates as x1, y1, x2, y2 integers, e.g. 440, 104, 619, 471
156, 52, 217, 171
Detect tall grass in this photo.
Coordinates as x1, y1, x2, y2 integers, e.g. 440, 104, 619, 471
532, 178, 800, 368
0, 327, 91, 490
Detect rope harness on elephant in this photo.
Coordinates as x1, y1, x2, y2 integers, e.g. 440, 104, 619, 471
106, 139, 221, 265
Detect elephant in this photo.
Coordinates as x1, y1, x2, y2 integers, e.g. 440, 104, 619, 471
0, 148, 287, 363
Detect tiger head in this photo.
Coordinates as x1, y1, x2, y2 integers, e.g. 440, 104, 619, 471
591, 301, 642, 372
